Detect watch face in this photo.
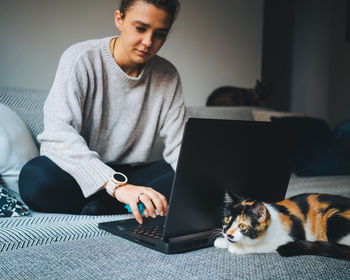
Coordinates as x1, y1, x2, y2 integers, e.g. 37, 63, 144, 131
113, 172, 127, 183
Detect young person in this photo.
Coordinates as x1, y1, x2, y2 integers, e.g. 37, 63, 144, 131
19, 0, 186, 224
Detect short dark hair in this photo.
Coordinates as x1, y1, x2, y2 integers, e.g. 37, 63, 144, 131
119, 0, 181, 25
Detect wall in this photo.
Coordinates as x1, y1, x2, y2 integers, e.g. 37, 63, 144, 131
328, 0, 350, 127
0, 0, 263, 106
262, 0, 350, 126
261, 0, 294, 111
289, 0, 331, 121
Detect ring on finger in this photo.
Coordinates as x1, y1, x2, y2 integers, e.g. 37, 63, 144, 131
137, 193, 145, 202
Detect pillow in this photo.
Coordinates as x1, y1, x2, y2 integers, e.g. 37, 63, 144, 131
0, 87, 46, 147
271, 116, 350, 176
0, 103, 39, 195
252, 109, 305, 122
0, 179, 31, 217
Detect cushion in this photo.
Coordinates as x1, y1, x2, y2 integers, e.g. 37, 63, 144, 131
0, 179, 31, 217
252, 109, 305, 122
0, 87, 47, 147
0, 103, 39, 194
271, 116, 350, 176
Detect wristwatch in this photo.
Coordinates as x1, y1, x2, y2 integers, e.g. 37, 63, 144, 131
104, 172, 128, 197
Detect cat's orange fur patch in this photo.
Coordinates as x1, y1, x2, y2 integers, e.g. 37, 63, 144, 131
307, 194, 335, 241
341, 210, 350, 219
278, 213, 292, 232
276, 199, 303, 233
256, 231, 266, 239
276, 199, 305, 223
256, 215, 271, 238
226, 228, 237, 236
242, 200, 255, 206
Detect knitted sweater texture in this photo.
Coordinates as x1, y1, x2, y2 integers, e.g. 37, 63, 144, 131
38, 37, 186, 197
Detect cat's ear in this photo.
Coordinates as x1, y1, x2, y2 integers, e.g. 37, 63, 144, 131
224, 190, 243, 205
251, 201, 267, 222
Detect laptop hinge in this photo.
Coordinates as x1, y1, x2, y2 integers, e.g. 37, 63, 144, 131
165, 229, 217, 243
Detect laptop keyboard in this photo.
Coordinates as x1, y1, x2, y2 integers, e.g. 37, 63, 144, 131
132, 224, 165, 240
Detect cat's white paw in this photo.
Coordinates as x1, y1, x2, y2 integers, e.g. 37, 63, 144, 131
214, 237, 229, 249
228, 244, 246, 255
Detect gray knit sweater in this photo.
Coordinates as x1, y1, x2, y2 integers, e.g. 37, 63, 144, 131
38, 37, 187, 198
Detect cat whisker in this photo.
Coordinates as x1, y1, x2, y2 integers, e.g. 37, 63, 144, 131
210, 228, 224, 239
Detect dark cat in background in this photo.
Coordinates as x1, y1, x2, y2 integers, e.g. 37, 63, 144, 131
206, 80, 271, 107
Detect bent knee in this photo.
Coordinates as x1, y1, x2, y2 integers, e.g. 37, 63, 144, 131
18, 156, 84, 213
18, 156, 54, 209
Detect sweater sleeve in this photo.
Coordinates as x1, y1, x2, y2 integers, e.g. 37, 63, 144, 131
159, 74, 187, 171
38, 48, 115, 198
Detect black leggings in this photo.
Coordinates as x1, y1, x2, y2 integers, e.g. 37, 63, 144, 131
19, 156, 174, 215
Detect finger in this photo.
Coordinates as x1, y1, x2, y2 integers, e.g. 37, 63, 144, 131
143, 208, 149, 218
158, 193, 168, 215
139, 194, 157, 218
145, 191, 166, 217
129, 202, 143, 224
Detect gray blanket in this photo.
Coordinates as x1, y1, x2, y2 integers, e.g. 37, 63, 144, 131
1, 234, 349, 280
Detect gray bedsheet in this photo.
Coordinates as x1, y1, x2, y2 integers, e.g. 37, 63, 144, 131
1, 233, 350, 280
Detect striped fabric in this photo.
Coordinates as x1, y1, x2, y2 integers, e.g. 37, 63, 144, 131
0, 87, 47, 147
0, 213, 128, 252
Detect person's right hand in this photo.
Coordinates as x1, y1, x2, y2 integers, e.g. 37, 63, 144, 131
114, 184, 168, 224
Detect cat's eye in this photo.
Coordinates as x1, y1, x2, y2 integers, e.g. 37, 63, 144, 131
239, 223, 247, 230
224, 217, 231, 224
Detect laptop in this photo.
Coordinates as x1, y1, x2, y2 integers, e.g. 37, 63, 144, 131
98, 118, 296, 254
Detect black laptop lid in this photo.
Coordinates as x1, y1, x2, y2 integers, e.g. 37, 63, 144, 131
163, 118, 296, 239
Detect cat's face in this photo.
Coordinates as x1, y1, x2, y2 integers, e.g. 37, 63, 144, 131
221, 198, 271, 245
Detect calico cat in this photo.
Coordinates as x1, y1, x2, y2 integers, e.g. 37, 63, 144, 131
214, 192, 350, 261
206, 80, 271, 107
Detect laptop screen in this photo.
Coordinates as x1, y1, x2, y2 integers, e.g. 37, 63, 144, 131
163, 118, 295, 239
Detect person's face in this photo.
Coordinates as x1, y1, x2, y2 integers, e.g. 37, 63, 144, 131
115, 1, 172, 67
